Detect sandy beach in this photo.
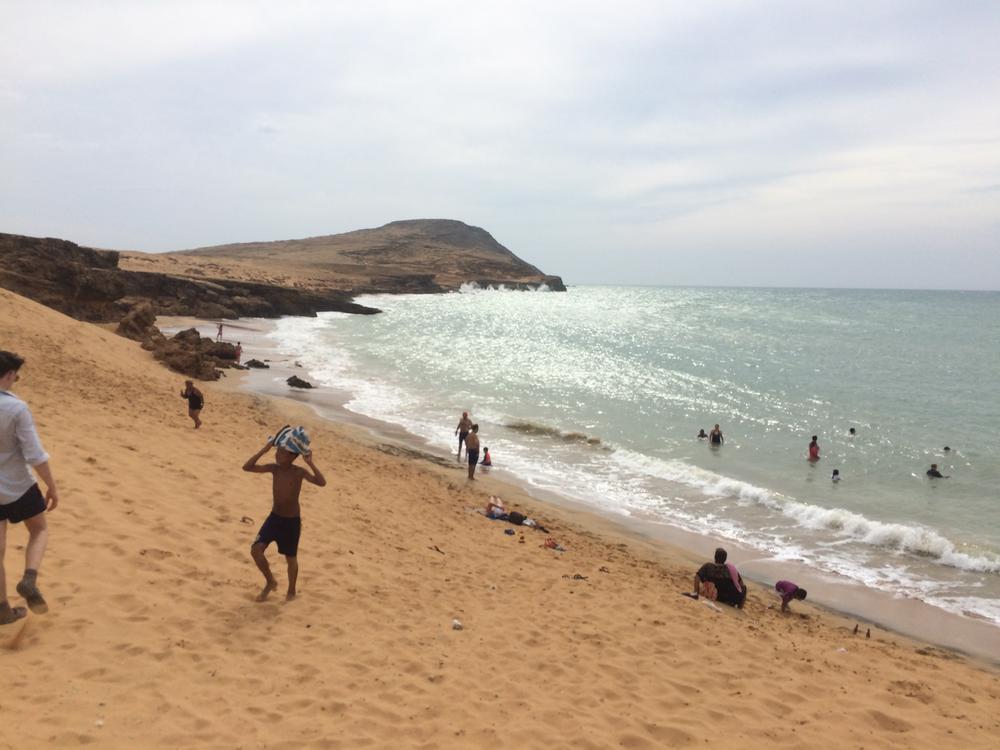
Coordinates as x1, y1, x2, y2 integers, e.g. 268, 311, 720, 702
2, 287, 999, 749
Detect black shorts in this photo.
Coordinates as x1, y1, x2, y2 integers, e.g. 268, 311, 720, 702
467, 449, 480, 466
458, 431, 469, 445
0, 484, 46, 524
253, 513, 302, 557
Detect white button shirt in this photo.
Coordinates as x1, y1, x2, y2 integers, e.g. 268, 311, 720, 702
0, 390, 49, 505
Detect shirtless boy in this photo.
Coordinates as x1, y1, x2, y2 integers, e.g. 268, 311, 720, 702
243, 428, 326, 601
455, 411, 473, 460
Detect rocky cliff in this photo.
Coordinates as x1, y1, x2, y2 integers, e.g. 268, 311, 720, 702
0, 233, 379, 322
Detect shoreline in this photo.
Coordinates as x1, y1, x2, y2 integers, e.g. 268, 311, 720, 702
160, 315, 1000, 665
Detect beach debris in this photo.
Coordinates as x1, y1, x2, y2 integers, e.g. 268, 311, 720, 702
451, 619, 464, 631
244, 359, 269, 369
836, 647, 848, 653
504, 528, 515, 536
573, 573, 588, 581
286, 375, 314, 389
428, 545, 445, 555
598, 566, 610, 573
240, 516, 255, 525
95, 719, 104, 728
543, 538, 566, 552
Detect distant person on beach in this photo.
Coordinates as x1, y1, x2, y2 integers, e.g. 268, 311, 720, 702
481, 447, 492, 466
775, 580, 807, 612
455, 411, 472, 461
687, 548, 746, 608
808, 436, 820, 462
216, 323, 224, 341
697, 429, 708, 439
0, 351, 59, 625
243, 426, 327, 602
709, 424, 724, 446
465, 424, 481, 480
926, 464, 949, 479
483, 496, 549, 532
180, 380, 204, 429
831, 469, 841, 483
235, 342, 243, 365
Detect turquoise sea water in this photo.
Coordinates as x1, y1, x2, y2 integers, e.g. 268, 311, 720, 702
271, 286, 1000, 625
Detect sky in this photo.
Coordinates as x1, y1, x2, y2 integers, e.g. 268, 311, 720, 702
2, 1, 999, 289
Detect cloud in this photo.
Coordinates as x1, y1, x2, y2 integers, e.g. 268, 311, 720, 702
1, 1, 998, 288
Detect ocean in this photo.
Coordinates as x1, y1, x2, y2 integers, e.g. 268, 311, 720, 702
269, 286, 1000, 627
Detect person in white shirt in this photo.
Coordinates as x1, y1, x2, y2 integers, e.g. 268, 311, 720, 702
0, 351, 59, 625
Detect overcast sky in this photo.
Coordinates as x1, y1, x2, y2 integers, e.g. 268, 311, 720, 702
2, 1, 999, 289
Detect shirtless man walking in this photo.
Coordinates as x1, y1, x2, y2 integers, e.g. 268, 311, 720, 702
455, 411, 473, 461
0, 351, 59, 625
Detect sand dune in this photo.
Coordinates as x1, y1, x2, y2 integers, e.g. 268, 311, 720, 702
1, 287, 998, 749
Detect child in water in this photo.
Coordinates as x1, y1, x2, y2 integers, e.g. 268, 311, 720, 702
832, 469, 841, 483
481, 447, 492, 466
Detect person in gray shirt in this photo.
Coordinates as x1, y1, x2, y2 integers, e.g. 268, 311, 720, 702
0, 351, 60, 625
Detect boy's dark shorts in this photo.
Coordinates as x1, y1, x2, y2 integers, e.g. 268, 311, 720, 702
253, 513, 302, 557
0, 484, 46, 524
467, 449, 480, 466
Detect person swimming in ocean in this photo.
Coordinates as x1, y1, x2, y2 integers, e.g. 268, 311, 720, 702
808, 436, 820, 462
926, 464, 949, 479
697, 429, 708, 439
848, 427, 856, 437
831, 469, 841, 483
709, 424, 723, 446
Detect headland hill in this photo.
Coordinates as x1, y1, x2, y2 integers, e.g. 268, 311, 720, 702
0, 218, 565, 324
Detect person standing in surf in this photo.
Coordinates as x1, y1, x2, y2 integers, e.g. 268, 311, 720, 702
808, 435, 820, 462
709, 424, 724, 446
0, 351, 60, 625
455, 411, 472, 461
465, 424, 481, 480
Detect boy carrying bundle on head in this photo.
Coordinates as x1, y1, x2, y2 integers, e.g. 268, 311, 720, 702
243, 426, 326, 602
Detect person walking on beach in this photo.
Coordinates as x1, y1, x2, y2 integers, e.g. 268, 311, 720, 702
216, 323, 224, 342
465, 424, 481, 480
709, 424, 724, 446
235, 342, 243, 366
0, 351, 59, 625
455, 411, 473, 461
180, 380, 204, 429
243, 426, 326, 602
808, 436, 820, 462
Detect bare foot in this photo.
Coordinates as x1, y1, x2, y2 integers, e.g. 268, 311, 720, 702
255, 581, 278, 602
286, 591, 296, 601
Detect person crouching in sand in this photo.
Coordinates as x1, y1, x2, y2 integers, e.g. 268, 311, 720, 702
776, 580, 807, 612
180, 380, 204, 429
243, 426, 326, 602
465, 424, 481, 480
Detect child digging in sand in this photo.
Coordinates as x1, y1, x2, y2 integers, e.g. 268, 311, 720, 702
243, 426, 326, 602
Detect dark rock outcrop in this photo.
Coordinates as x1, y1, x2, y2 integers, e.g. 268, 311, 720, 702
286, 376, 313, 389
0, 233, 381, 323
149, 328, 242, 381
245, 359, 269, 369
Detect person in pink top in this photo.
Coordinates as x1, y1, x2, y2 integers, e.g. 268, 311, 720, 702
775, 580, 807, 611
808, 436, 820, 462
